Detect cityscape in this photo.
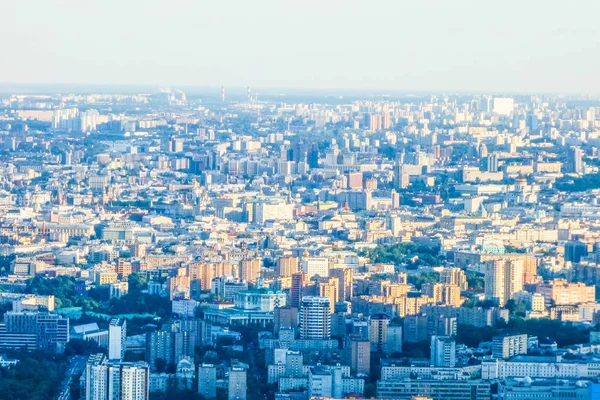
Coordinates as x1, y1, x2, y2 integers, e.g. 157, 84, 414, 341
3, 2, 600, 400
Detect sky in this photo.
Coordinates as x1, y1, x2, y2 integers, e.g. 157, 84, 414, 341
1, 0, 599, 94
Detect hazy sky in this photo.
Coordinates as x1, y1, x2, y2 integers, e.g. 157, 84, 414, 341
1, 0, 599, 93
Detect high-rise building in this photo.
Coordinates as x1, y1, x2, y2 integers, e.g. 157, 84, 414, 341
386, 324, 403, 355
240, 258, 261, 283
302, 257, 329, 279
108, 318, 126, 361
276, 256, 298, 277
403, 314, 428, 343
319, 278, 339, 313
285, 350, 304, 377
329, 268, 354, 302
430, 335, 456, 367
486, 153, 499, 172
290, 272, 307, 308
566, 146, 584, 173
564, 240, 588, 263
299, 296, 331, 339
492, 97, 514, 116
364, 113, 382, 131
422, 283, 443, 303
492, 334, 527, 359
442, 284, 462, 307
85, 353, 149, 400
369, 314, 390, 353
440, 267, 468, 291
485, 259, 524, 306
348, 336, 370, 376
274, 306, 298, 333
198, 363, 217, 399
346, 172, 363, 189
146, 329, 174, 369
228, 364, 247, 400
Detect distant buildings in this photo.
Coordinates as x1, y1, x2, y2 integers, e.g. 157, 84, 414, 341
492, 334, 527, 360
228, 363, 248, 400
84, 353, 149, 400
299, 296, 331, 340
0, 311, 69, 353
430, 335, 456, 367
108, 318, 126, 361
485, 259, 523, 306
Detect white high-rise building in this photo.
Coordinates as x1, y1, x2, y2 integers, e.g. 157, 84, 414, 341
302, 257, 329, 279
430, 335, 456, 367
299, 296, 331, 339
228, 365, 247, 400
198, 363, 217, 399
85, 353, 149, 400
492, 98, 514, 116
108, 318, 126, 361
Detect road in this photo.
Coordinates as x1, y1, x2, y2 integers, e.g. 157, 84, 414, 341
57, 355, 87, 400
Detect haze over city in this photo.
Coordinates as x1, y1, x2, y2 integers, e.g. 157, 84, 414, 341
2, 0, 600, 93
4, 2, 600, 400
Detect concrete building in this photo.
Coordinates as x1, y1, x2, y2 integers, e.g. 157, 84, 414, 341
370, 314, 390, 353
276, 256, 299, 277
492, 334, 527, 359
108, 318, 126, 361
85, 353, 149, 400
386, 324, 403, 354
485, 259, 523, 306
198, 363, 217, 399
302, 257, 329, 279
299, 296, 331, 339
430, 335, 456, 367
377, 379, 491, 400
329, 267, 353, 302
348, 336, 371, 377
228, 365, 247, 400
535, 279, 595, 306
403, 314, 428, 343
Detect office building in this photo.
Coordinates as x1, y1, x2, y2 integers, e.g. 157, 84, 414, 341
290, 272, 307, 308
564, 240, 588, 263
0, 311, 69, 353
